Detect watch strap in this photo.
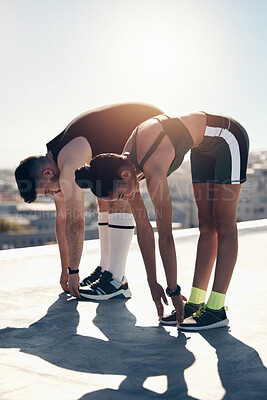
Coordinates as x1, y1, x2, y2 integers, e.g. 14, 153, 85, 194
68, 267, 79, 275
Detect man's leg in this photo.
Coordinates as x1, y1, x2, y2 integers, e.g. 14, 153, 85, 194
97, 198, 134, 281
97, 198, 110, 271
79, 199, 134, 299
79, 198, 110, 286
107, 200, 135, 282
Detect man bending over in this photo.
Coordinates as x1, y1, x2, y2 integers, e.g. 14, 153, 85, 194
14, 103, 163, 299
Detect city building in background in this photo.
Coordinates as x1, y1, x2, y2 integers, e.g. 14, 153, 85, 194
237, 151, 267, 222
0, 151, 266, 249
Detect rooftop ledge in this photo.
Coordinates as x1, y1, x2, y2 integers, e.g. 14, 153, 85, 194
0, 219, 267, 400
1, 218, 267, 260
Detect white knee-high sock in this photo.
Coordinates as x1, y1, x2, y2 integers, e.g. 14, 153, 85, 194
98, 212, 109, 271
108, 213, 135, 282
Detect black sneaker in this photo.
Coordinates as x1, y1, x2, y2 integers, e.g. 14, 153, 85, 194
80, 266, 102, 287
79, 270, 132, 300
178, 305, 229, 331
160, 302, 204, 325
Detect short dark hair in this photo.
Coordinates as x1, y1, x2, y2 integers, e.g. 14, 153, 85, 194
14, 156, 46, 203
75, 153, 128, 198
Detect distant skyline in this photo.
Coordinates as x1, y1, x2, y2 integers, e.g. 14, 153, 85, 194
1, 0, 267, 169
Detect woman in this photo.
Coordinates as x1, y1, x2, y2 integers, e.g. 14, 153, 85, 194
75, 111, 249, 330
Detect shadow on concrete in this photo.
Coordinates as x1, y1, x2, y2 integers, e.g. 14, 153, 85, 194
0, 294, 196, 399
1, 294, 266, 399
200, 329, 267, 400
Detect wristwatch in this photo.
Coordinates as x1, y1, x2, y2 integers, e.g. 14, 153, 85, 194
68, 267, 79, 275
166, 285, 181, 297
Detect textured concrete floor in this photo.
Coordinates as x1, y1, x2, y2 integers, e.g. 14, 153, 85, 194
0, 220, 267, 400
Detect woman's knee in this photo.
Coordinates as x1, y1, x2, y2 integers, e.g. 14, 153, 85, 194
198, 217, 216, 235
214, 215, 237, 236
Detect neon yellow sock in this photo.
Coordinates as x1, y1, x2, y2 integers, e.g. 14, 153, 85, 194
188, 287, 206, 304
206, 291, 226, 310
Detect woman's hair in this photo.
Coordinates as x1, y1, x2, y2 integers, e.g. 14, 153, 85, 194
75, 153, 128, 198
14, 156, 46, 203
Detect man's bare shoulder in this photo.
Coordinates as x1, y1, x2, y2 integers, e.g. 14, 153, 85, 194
57, 137, 92, 171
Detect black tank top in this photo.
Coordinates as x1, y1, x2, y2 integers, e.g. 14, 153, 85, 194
46, 103, 163, 163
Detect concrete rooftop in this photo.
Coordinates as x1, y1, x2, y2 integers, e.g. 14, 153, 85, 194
0, 220, 267, 400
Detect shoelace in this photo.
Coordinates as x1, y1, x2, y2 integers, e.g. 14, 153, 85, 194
194, 304, 207, 318
83, 268, 101, 283
90, 273, 111, 290
194, 304, 228, 318
83, 276, 95, 285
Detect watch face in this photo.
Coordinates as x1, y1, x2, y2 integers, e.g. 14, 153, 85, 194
166, 285, 181, 297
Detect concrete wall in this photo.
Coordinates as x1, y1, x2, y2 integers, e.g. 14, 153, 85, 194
0, 227, 99, 250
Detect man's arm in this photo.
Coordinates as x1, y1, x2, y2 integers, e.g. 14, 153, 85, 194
59, 169, 84, 298
57, 137, 92, 298
54, 195, 69, 292
146, 174, 184, 324
129, 191, 168, 319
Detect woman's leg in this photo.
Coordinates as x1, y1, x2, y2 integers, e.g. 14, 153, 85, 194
191, 182, 218, 291
210, 183, 242, 294
192, 183, 242, 295
178, 183, 243, 330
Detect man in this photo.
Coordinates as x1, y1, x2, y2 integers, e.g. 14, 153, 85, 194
14, 102, 163, 299
75, 112, 249, 330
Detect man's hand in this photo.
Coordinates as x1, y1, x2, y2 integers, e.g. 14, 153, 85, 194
171, 294, 184, 326
149, 282, 169, 320
60, 270, 69, 292
68, 274, 81, 298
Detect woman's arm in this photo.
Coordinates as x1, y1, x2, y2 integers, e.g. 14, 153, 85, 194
146, 175, 178, 289
146, 174, 184, 324
128, 191, 168, 319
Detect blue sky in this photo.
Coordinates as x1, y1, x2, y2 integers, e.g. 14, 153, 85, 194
1, 0, 267, 168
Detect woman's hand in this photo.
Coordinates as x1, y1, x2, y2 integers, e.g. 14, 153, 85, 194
149, 282, 169, 320
171, 294, 184, 326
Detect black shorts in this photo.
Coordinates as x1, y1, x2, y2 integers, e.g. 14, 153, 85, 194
191, 113, 249, 185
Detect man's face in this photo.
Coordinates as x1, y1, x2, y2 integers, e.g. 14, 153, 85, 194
36, 173, 61, 198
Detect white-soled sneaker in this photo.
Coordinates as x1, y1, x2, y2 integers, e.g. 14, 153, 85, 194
160, 302, 205, 325
178, 305, 229, 331
79, 270, 132, 300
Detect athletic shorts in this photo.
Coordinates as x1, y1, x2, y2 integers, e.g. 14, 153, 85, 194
191, 113, 249, 185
